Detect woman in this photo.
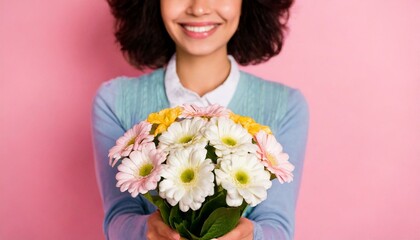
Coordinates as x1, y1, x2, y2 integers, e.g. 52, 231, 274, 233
91, 0, 309, 239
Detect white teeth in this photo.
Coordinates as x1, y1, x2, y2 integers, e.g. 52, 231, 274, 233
184, 25, 216, 33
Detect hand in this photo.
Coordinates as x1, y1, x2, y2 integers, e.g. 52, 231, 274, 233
147, 211, 180, 240
215, 217, 254, 240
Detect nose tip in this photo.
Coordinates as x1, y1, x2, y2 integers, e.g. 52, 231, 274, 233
187, 0, 211, 16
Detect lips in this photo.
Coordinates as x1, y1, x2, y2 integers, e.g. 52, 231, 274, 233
179, 22, 221, 39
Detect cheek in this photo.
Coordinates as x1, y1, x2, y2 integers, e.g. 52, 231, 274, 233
160, 1, 183, 26
160, 3, 172, 25
219, 1, 242, 22
160, 3, 180, 40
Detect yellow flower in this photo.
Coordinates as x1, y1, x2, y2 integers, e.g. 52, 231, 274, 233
147, 107, 182, 136
230, 113, 272, 136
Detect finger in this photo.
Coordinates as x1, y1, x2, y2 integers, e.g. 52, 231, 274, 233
148, 212, 180, 240
216, 229, 240, 240
159, 227, 180, 240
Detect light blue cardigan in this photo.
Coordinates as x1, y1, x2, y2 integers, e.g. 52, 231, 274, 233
91, 68, 309, 240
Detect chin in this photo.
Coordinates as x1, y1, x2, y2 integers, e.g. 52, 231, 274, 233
179, 45, 225, 58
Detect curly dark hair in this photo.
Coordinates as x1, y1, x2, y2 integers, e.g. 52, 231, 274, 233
107, 0, 294, 69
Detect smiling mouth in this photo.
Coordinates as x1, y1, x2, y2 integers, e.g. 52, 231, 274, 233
180, 23, 221, 33
182, 25, 217, 33
179, 23, 221, 39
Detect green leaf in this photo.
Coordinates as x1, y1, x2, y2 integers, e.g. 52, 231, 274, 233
205, 145, 218, 164
174, 221, 189, 239
190, 191, 227, 235
200, 207, 241, 239
175, 221, 201, 240
142, 193, 172, 226
169, 204, 182, 229
155, 198, 171, 226
183, 209, 194, 229
196, 191, 226, 221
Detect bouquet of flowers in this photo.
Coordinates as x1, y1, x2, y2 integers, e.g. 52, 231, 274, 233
108, 104, 294, 240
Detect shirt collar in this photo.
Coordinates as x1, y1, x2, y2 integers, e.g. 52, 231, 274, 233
164, 54, 240, 108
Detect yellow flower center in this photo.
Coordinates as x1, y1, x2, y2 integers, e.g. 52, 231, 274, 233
267, 153, 278, 166
235, 170, 249, 185
127, 137, 136, 147
180, 168, 195, 183
222, 136, 237, 146
179, 135, 193, 144
139, 164, 154, 177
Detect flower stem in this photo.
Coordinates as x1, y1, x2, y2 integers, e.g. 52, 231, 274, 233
143, 192, 154, 204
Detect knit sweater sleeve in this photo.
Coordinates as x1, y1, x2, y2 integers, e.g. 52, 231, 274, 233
91, 78, 156, 240
248, 88, 309, 240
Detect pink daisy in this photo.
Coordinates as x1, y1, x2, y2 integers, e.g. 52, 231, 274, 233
116, 144, 167, 197
179, 104, 231, 119
108, 121, 154, 167
254, 130, 295, 183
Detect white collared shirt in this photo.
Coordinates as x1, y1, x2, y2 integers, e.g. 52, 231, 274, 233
164, 54, 240, 108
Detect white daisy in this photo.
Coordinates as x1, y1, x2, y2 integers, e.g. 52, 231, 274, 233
116, 144, 166, 198
158, 117, 208, 153
159, 148, 215, 212
202, 117, 257, 157
215, 154, 272, 207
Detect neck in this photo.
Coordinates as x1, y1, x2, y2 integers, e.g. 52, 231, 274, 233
175, 48, 231, 97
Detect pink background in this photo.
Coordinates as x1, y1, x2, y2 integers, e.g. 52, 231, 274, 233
1, 0, 419, 239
